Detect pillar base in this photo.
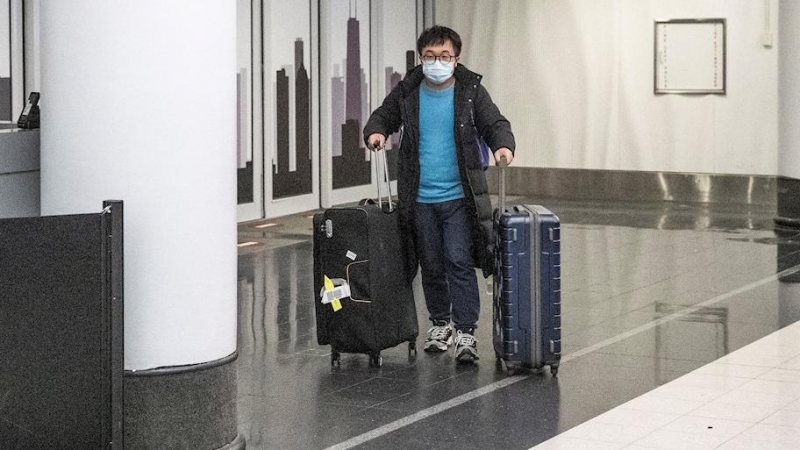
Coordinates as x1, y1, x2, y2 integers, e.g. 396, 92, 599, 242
776, 176, 800, 230
219, 433, 247, 450
123, 352, 242, 450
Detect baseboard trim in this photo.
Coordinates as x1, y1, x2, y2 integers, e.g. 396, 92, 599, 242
486, 167, 778, 206
218, 433, 246, 450
776, 176, 800, 228
124, 351, 238, 377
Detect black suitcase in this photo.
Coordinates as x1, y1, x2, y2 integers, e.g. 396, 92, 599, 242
313, 150, 418, 367
492, 158, 562, 375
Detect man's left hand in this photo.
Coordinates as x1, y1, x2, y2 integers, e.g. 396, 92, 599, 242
494, 147, 513, 165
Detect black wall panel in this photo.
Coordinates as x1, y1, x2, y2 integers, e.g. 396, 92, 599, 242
0, 203, 123, 450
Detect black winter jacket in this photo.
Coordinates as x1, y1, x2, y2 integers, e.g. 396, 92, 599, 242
363, 64, 515, 277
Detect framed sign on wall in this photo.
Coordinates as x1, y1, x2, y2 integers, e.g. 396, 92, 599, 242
654, 18, 726, 95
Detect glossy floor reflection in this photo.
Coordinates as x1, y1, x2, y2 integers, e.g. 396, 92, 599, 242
236, 199, 800, 450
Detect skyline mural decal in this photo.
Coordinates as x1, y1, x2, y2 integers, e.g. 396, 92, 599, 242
273, 38, 313, 199
265, 0, 314, 203
329, 2, 415, 189
331, 10, 372, 190
382, 50, 416, 181
239, 0, 420, 206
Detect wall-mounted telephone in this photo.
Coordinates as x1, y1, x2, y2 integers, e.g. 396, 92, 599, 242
18, 92, 40, 129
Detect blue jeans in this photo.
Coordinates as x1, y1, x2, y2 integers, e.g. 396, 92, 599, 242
414, 198, 480, 332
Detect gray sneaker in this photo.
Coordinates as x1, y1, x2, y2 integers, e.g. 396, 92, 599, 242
454, 330, 479, 363
424, 323, 453, 352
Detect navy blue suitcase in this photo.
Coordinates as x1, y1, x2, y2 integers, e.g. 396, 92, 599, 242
492, 160, 562, 376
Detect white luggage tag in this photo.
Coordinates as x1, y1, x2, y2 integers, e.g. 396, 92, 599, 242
320, 276, 351, 312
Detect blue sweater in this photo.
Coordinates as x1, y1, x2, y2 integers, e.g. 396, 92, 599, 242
417, 83, 463, 203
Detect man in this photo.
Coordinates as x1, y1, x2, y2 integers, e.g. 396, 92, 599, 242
364, 25, 515, 363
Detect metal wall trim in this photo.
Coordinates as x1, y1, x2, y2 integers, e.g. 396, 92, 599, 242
486, 167, 778, 206
776, 176, 800, 228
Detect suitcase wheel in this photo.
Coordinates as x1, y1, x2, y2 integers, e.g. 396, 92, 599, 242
369, 352, 382, 368
505, 364, 520, 376
331, 350, 341, 367
498, 358, 519, 376
407, 341, 418, 362
550, 364, 559, 377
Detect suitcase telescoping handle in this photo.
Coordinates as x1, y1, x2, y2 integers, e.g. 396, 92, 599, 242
372, 144, 394, 212
498, 155, 508, 213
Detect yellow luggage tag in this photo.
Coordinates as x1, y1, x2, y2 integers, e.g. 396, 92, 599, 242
321, 276, 350, 312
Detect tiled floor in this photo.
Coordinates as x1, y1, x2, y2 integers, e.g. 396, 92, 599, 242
532, 320, 800, 449
236, 198, 800, 450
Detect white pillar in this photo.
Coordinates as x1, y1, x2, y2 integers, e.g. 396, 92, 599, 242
39, 1, 237, 371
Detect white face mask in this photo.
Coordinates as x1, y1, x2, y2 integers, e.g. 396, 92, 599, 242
422, 60, 455, 85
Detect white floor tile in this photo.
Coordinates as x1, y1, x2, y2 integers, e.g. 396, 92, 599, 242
688, 400, 776, 423
649, 383, 729, 403
735, 342, 800, 359
715, 436, 792, 450
758, 368, 800, 384
711, 388, 796, 410
668, 373, 751, 391
620, 396, 709, 415
771, 326, 800, 342
659, 415, 752, 438
530, 436, 627, 450
737, 378, 800, 397
631, 430, 730, 450
783, 398, 800, 412
761, 409, 800, 428
716, 353, 793, 368
778, 355, 800, 372
694, 363, 769, 379
746, 334, 800, 350
737, 423, 800, 445
592, 408, 680, 431
561, 422, 653, 445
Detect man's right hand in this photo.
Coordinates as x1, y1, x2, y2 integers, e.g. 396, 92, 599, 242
367, 133, 386, 151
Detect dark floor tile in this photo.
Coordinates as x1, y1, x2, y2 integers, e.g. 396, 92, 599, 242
355, 361, 685, 450
598, 326, 731, 363
236, 199, 798, 450
320, 376, 421, 408
374, 369, 499, 412
378, 353, 478, 384
238, 395, 366, 450
570, 351, 707, 375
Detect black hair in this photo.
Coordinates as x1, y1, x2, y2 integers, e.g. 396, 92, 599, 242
416, 25, 462, 57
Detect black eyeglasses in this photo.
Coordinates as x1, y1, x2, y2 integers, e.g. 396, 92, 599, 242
421, 54, 456, 64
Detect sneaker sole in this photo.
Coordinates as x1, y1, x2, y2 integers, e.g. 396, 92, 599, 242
455, 348, 479, 363
424, 339, 452, 353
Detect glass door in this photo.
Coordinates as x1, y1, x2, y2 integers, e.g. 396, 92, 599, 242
371, 0, 422, 188
320, 0, 423, 208
261, 0, 320, 218
319, 0, 374, 208
237, 0, 264, 222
